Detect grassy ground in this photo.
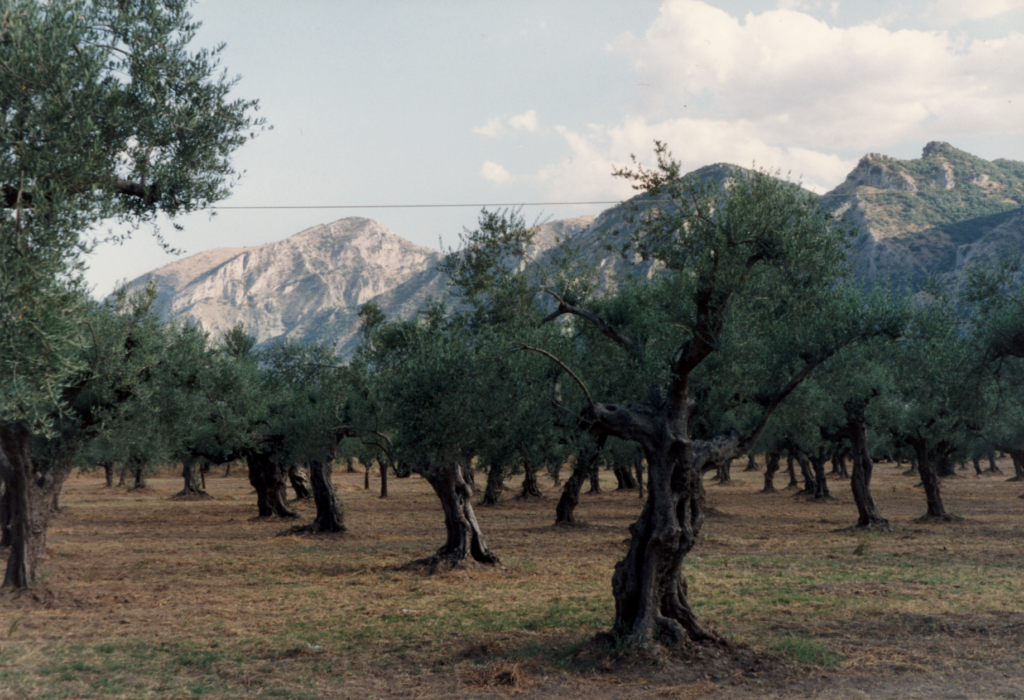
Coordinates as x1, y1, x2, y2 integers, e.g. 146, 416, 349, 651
1, 460, 1022, 699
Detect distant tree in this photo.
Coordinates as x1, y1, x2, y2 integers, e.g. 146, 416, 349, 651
876, 292, 983, 521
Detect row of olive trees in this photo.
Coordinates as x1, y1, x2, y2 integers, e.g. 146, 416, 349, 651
6, 153, 1022, 655
4, 2, 1021, 657
348, 149, 1024, 650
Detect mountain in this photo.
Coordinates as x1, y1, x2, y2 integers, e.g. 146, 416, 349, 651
132, 218, 443, 354
823, 141, 1024, 288
129, 143, 1024, 354
127, 215, 595, 356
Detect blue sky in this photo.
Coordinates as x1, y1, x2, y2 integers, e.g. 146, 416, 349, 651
85, 0, 1024, 296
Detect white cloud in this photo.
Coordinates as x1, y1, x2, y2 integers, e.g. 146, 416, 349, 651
480, 160, 512, 184
927, 0, 1024, 24
534, 118, 855, 202
604, 0, 1024, 150
483, 0, 1024, 206
508, 109, 540, 133
474, 110, 541, 137
472, 118, 505, 138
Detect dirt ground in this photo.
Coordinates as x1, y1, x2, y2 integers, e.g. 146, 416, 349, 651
1, 459, 1022, 699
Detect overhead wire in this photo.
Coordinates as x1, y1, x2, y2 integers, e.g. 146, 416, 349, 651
205, 189, 961, 211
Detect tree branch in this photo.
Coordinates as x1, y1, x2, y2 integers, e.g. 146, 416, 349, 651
538, 289, 640, 355
514, 343, 594, 407
737, 335, 863, 454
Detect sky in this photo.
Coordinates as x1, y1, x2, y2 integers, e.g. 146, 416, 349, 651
84, 0, 1024, 297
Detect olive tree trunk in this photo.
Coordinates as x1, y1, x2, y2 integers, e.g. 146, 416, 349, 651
0, 423, 75, 589
555, 439, 603, 524
614, 465, 638, 490
848, 414, 887, 528
293, 459, 345, 533
412, 461, 499, 572
985, 450, 1003, 475
909, 439, 952, 521
1006, 450, 1024, 482
0, 477, 11, 548
174, 459, 210, 498
809, 450, 831, 499
481, 463, 504, 505
713, 457, 732, 483
246, 451, 298, 518
288, 463, 313, 500
588, 400, 743, 649
518, 461, 542, 499
785, 453, 800, 489
762, 451, 781, 492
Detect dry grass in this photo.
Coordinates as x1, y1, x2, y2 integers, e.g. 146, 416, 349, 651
1, 459, 1022, 698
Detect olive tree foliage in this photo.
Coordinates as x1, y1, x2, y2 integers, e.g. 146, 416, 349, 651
362, 301, 557, 571
437, 209, 600, 519
753, 287, 909, 525
0, 0, 261, 588
960, 263, 1024, 486
874, 292, 987, 520
443, 143, 885, 650
1, 286, 182, 587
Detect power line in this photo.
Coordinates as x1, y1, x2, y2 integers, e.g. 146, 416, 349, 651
208, 201, 623, 210
206, 189, 1013, 211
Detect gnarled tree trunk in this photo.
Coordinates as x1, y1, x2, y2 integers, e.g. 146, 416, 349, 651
809, 450, 831, 499
910, 438, 952, 521
246, 451, 298, 518
518, 461, 542, 499
848, 414, 887, 528
294, 459, 345, 533
481, 463, 504, 505
131, 462, 146, 490
614, 465, 638, 490
1006, 450, 1024, 482
288, 463, 313, 500
0, 477, 11, 547
743, 454, 759, 472
985, 450, 1002, 475
173, 458, 210, 498
795, 450, 815, 494
413, 461, 499, 572
102, 461, 115, 488
587, 464, 602, 494
592, 405, 737, 649
0, 423, 76, 589
713, 457, 732, 483
555, 439, 603, 524
785, 453, 800, 489
762, 451, 781, 492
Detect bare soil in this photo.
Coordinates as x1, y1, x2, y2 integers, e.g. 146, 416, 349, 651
1, 460, 1022, 699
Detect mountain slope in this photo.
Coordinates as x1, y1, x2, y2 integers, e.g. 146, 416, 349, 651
130, 143, 1024, 355
824, 142, 1024, 287
129, 217, 443, 348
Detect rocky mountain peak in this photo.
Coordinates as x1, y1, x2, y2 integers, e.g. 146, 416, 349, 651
127, 217, 443, 347
833, 153, 918, 194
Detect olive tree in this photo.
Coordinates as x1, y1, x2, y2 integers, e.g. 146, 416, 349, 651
0, 0, 260, 589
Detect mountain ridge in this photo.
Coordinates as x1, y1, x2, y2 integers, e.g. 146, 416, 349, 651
126, 143, 1024, 355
